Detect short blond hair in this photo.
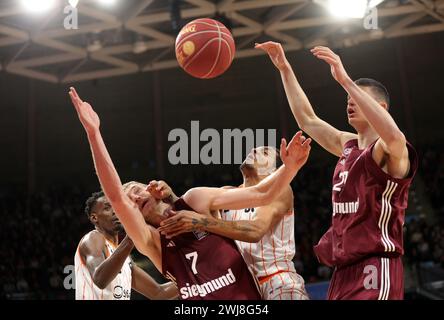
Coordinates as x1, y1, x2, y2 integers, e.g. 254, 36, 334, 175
122, 181, 147, 194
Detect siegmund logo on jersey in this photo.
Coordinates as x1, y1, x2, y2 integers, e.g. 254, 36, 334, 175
333, 199, 359, 216
180, 268, 236, 299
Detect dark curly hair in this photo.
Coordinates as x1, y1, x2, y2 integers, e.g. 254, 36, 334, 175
84, 191, 104, 218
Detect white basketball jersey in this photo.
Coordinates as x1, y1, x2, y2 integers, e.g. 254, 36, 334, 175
74, 234, 132, 300
220, 207, 296, 278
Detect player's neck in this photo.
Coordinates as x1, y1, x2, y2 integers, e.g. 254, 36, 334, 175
242, 171, 267, 187
96, 227, 119, 246
356, 125, 379, 150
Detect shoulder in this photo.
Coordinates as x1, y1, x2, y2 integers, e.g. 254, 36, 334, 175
262, 185, 293, 215
340, 133, 358, 150
79, 230, 106, 256
365, 139, 418, 182
183, 187, 220, 206
221, 185, 238, 189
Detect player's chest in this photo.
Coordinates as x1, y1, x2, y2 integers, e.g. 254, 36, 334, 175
332, 149, 367, 198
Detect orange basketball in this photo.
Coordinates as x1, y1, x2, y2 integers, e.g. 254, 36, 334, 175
175, 18, 236, 79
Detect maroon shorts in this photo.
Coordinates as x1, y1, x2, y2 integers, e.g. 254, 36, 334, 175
327, 256, 403, 300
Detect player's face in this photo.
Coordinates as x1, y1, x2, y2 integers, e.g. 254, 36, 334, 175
347, 86, 384, 129
242, 146, 278, 175
93, 197, 122, 233
347, 88, 368, 127
125, 182, 171, 227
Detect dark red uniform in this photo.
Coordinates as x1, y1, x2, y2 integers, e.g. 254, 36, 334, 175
314, 139, 418, 300
161, 198, 261, 300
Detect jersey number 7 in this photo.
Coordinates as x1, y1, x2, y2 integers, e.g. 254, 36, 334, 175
185, 251, 198, 275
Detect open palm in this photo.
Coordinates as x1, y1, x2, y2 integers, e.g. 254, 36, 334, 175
255, 41, 288, 71
69, 87, 100, 134
311, 46, 350, 85
280, 131, 311, 171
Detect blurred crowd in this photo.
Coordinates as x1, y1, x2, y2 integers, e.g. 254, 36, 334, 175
1, 145, 443, 299
0, 186, 90, 299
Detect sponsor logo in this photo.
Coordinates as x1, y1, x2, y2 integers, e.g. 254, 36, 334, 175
179, 24, 197, 36
179, 268, 237, 299
193, 230, 209, 240
333, 198, 359, 216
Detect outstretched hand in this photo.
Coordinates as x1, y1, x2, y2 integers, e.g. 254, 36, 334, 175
311, 46, 351, 85
280, 131, 312, 172
69, 87, 100, 135
255, 41, 289, 71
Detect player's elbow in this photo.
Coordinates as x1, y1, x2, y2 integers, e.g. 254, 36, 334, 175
252, 185, 273, 205
243, 224, 267, 243
244, 231, 263, 243
298, 115, 318, 133
385, 131, 406, 154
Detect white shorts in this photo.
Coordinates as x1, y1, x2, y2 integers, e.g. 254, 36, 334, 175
259, 271, 309, 300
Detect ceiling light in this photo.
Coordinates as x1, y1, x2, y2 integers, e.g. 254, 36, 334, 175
21, 0, 56, 14
315, 0, 385, 19
98, 0, 117, 7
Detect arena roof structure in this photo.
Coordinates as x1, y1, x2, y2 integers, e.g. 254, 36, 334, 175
0, 0, 443, 83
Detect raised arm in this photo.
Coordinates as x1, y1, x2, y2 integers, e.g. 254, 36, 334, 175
69, 88, 159, 261
255, 42, 356, 157
311, 46, 410, 178
184, 132, 310, 213
158, 187, 293, 242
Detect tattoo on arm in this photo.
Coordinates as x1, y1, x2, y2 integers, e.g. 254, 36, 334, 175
191, 216, 256, 236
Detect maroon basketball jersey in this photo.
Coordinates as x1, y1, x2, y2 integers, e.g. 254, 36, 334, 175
314, 139, 418, 267
161, 198, 261, 300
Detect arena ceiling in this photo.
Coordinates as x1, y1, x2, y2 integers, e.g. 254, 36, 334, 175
0, 0, 443, 83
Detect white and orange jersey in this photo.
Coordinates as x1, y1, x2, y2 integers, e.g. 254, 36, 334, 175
220, 207, 296, 279
74, 233, 132, 300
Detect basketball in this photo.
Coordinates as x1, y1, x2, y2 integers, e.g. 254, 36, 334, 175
175, 18, 236, 79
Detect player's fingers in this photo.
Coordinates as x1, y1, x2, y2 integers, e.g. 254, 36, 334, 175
311, 46, 334, 55
69, 91, 80, 112
159, 215, 181, 227
255, 41, 275, 48
165, 209, 177, 218
311, 47, 335, 58
302, 138, 312, 150
280, 138, 287, 151
158, 223, 182, 234
71, 87, 83, 103
280, 138, 288, 159
288, 131, 302, 147
160, 223, 187, 235
313, 50, 337, 62
165, 229, 187, 239
312, 47, 337, 58
69, 87, 80, 106
314, 54, 337, 66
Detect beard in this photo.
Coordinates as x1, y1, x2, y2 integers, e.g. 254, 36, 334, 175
113, 223, 124, 233
240, 160, 255, 172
